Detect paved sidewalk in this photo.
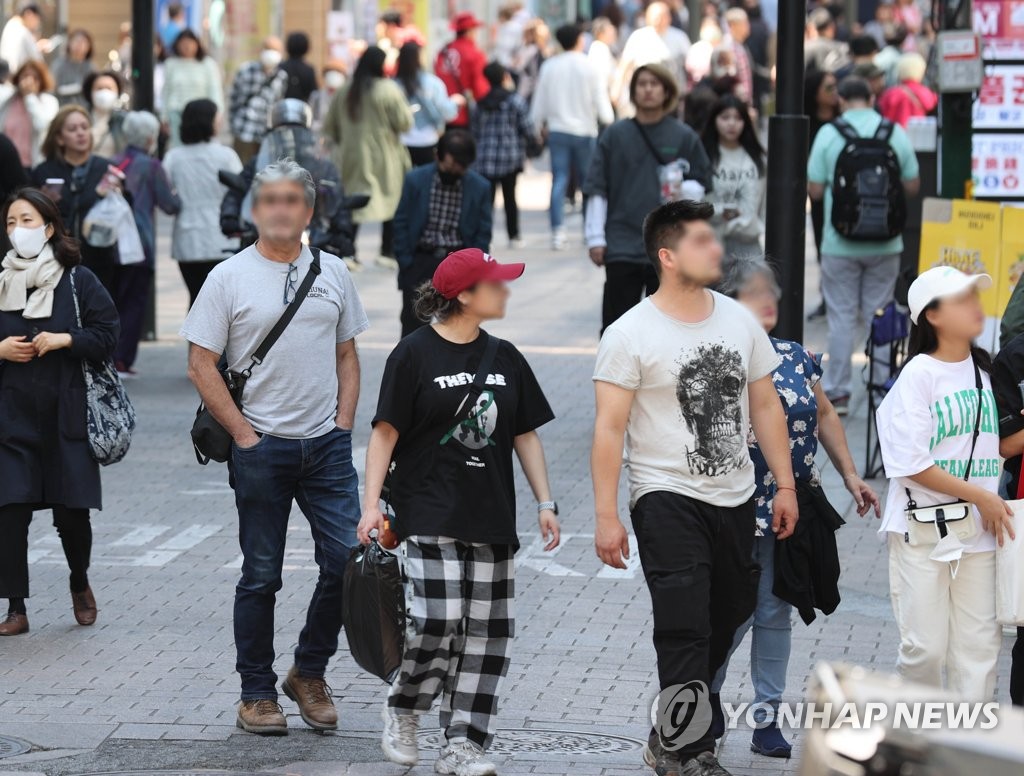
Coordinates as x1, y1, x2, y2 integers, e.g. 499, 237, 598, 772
0, 172, 1016, 776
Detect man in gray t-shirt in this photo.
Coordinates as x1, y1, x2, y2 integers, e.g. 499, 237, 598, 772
181, 160, 369, 737
583, 62, 711, 334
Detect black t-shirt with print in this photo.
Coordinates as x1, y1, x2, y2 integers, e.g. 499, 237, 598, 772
372, 326, 554, 549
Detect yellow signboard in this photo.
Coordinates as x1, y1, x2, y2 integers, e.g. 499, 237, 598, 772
919, 198, 1003, 316
998, 207, 1024, 315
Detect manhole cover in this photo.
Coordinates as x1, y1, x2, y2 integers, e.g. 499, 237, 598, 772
417, 728, 643, 755
0, 735, 31, 759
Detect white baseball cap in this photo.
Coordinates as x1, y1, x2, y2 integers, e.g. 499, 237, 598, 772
907, 266, 992, 325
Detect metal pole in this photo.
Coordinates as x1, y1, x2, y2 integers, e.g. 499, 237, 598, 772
938, 0, 973, 199
687, 0, 702, 42
764, 0, 808, 342
132, 0, 157, 341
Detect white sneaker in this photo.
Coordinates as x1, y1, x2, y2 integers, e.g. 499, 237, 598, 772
509, 237, 526, 250
434, 740, 497, 776
551, 229, 567, 251
375, 255, 400, 270
343, 257, 362, 272
381, 704, 419, 765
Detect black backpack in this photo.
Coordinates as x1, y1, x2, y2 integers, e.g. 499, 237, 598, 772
829, 117, 906, 241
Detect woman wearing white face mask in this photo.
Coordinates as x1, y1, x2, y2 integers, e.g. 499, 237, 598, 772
82, 70, 125, 158
0, 187, 119, 637
310, 60, 346, 137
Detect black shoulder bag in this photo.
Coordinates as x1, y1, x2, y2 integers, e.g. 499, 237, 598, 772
191, 248, 322, 465
903, 357, 983, 547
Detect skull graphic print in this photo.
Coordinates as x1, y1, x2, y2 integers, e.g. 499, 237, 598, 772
675, 343, 746, 477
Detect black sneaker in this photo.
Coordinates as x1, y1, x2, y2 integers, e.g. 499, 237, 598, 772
807, 301, 827, 320
642, 730, 682, 776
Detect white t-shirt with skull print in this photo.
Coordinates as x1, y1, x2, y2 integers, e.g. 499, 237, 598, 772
594, 292, 781, 509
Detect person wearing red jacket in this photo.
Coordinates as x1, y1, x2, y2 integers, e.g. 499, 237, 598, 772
877, 52, 937, 128
435, 12, 489, 127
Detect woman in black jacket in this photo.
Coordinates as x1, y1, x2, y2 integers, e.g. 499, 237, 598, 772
31, 105, 121, 294
0, 187, 120, 636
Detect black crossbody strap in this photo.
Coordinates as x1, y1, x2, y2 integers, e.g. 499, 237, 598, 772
964, 357, 984, 482
243, 248, 322, 376
632, 118, 670, 166
451, 332, 500, 418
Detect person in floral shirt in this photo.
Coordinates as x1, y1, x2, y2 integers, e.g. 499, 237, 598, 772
710, 255, 881, 758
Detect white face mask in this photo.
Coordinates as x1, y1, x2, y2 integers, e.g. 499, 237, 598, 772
9, 224, 50, 259
260, 49, 283, 70
92, 88, 119, 112
929, 531, 967, 577
324, 70, 345, 90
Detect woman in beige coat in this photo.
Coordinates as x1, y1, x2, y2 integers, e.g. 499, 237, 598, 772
324, 46, 412, 265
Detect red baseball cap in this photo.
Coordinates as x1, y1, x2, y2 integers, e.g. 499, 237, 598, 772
432, 249, 525, 299
450, 11, 483, 33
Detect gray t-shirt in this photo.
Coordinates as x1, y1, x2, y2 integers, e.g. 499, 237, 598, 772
583, 117, 711, 264
180, 244, 370, 439
593, 293, 780, 508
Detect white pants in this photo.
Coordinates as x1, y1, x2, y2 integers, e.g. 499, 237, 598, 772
887, 534, 1001, 700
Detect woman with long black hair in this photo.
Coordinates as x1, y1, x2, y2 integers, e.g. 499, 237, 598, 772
877, 267, 1015, 700
0, 187, 119, 636
701, 94, 765, 260
358, 249, 560, 775
395, 42, 459, 168
324, 46, 412, 263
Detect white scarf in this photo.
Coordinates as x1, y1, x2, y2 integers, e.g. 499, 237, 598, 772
0, 244, 65, 319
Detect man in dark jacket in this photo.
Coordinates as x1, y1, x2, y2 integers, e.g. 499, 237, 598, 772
392, 129, 492, 337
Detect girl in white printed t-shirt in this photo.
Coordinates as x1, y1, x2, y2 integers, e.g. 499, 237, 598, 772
877, 266, 1016, 701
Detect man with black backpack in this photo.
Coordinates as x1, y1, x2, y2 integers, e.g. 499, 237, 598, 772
807, 76, 919, 415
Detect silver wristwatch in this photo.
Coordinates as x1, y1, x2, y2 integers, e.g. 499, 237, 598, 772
537, 501, 558, 515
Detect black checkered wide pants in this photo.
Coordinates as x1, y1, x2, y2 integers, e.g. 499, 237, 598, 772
387, 535, 515, 750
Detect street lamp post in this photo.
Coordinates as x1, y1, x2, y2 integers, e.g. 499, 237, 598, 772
132, 0, 156, 341
764, 0, 809, 342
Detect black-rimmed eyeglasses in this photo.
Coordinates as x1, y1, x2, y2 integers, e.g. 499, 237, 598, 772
283, 263, 298, 305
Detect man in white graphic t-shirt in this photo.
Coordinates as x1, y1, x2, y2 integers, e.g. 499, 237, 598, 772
591, 200, 799, 776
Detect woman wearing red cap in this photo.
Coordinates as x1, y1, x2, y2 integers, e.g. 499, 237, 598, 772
359, 248, 561, 775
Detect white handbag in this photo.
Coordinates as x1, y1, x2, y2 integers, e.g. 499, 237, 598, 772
996, 501, 1024, 626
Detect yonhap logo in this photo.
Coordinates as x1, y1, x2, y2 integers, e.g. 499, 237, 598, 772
650, 681, 713, 750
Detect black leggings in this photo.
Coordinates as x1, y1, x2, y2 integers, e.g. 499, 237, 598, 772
1, 505, 92, 610
488, 173, 520, 241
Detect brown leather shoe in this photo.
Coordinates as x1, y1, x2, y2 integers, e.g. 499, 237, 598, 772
72, 587, 97, 626
0, 612, 29, 636
236, 699, 288, 736
281, 666, 338, 731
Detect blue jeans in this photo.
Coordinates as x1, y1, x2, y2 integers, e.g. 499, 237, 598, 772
711, 529, 792, 707
228, 427, 359, 700
547, 131, 594, 231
